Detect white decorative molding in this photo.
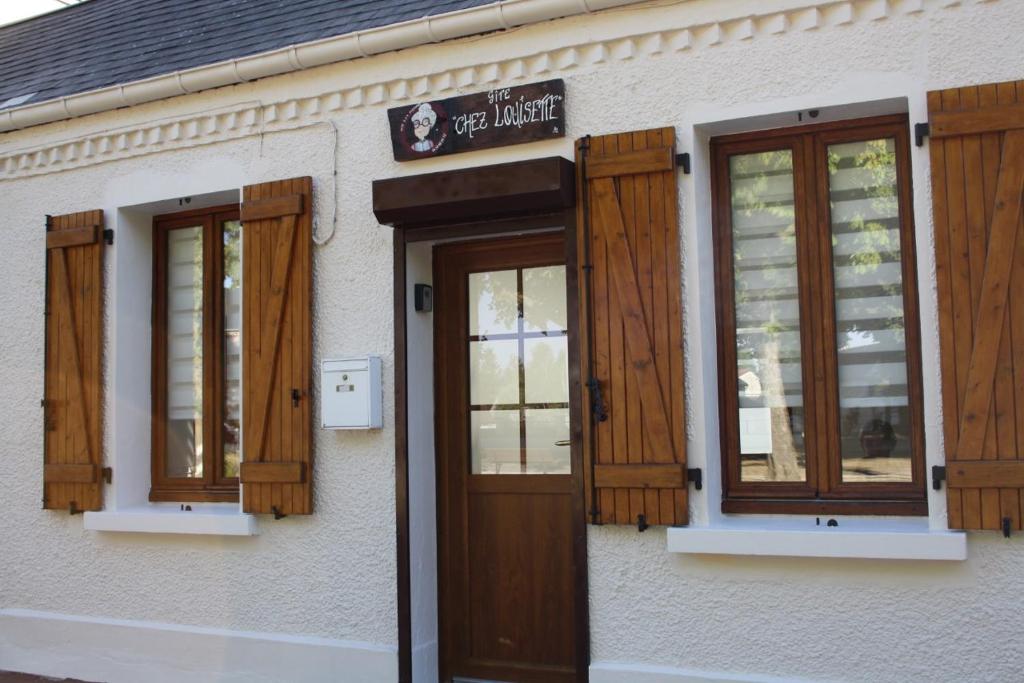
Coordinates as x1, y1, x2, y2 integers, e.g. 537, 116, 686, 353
0, 0, 995, 181
0, 608, 397, 683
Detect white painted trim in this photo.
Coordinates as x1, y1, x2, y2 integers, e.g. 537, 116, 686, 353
0, 0, 647, 133
666, 527, 967, 561
83, 504, 257, 536
590, 660, 817, 683
1, 0, 993, 180
0, 608, 397, 683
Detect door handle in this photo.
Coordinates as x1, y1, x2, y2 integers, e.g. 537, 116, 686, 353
554, 440, 571, 447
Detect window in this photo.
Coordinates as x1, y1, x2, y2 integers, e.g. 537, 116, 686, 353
151, 206, 241, 502
711, 114, 926, 515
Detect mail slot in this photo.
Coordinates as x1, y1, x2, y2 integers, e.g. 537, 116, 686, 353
321, 356, 383, 429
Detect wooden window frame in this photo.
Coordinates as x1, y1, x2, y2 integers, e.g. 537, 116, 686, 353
151, 204, 240, 503
711, 114, 927, 516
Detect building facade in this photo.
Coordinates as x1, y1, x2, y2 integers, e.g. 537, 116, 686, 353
2, 0, 1023, 682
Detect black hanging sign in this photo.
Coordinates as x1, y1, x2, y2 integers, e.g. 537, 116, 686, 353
387, 79, 565, 162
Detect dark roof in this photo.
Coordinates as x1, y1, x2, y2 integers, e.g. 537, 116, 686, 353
0, 0, 495, 110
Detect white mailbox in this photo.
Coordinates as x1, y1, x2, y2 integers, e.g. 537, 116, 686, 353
321, 356, 383, 429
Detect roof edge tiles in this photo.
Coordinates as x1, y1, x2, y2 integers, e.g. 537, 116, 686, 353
0, 0, 645, 134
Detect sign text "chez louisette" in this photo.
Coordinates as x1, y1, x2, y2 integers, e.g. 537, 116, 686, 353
387, 79, 565, 162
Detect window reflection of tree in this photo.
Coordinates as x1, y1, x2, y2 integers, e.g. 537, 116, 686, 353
731, 150, 804, 481
828, 139, 911, 481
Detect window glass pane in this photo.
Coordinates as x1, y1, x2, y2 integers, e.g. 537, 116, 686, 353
523, 266, 566, 332
730, 150, 807, 482
828, 138, 912, 483
166, 226, 204, 478
469, 270, 518, 336
223, 220, 241, 479
470, 340, 519, 406
524, 337, 568, 404
471, 410, 520, 474
524, 408, 570, 473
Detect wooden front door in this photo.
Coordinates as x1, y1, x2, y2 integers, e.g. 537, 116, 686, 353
435, 233, 579, 683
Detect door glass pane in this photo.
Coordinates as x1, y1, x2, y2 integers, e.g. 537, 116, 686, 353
222, 220, 241, 479
470, 340, 519, 405
469, 265, 570, 474
729, 150, 807, 482
523, 337, 568, 404
166, 225, 204, 478
469, 270, 518, 336
471, 410, 520, 474
828, 138, 912, 483
523, 265, 566, 332
524, 408, 570, 474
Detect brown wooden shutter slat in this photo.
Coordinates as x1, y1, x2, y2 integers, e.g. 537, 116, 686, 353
930, 101, 1024, 138
577, 128, 688, 527
239, 177, 313, 515
43, 209, 104, 512
929, 79, 1024, 531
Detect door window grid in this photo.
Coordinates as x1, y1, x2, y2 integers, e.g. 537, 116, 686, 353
468, 266, 569, 474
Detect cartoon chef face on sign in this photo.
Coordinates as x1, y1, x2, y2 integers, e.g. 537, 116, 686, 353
402, 102, 448, 155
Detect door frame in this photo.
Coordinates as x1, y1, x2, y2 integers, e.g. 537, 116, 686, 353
393, 210, 589, 683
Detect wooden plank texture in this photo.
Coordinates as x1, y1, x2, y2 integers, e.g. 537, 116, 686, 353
576, 128, 688, 526
44, 463, 99, 484
586, 147, 674, 179
43, 209, 104, 511
239, 462, 305, 484
45, 225, 98, 250
594, 464, 685, 488
240, 194, 303, 222
240, 177, 313, 515
931, 101, 1024, 138
929, 79, 1024, 531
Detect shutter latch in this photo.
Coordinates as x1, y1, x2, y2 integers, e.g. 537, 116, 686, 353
586, 377, 608, 423
272, 506, 287, 520
637, 513, 648, 532
291, 388, 301, 407
914, 122, 930, 147
1003, 517, 1012, 538
931, 465, 946, 491
675, 152, 691, 174
103, 228, 114, 245
687, 467, 703, 491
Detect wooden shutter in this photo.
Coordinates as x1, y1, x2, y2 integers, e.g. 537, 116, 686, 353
43, 210, 105, 512
929, 80, 1024, 531
576, 128, 688, 527
238, 177, 313, 515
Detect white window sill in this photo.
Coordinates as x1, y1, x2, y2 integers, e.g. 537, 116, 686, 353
83, 504, 257, 536
666, 525, 966, 561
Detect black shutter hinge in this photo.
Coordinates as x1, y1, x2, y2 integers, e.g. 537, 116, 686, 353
579, 134, 591, 155
931, 465, 946, 491
586, 377, 608, 423
675, 152, 691, 175
637, 513, 649, 532
102, 467, 112, 484
687, 467, 703, 491
45, 214, 53, 230
914, 122, 930, 147
103, 228, 114, 245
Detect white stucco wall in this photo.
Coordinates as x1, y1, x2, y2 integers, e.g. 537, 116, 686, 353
2, 0, 1023, 681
